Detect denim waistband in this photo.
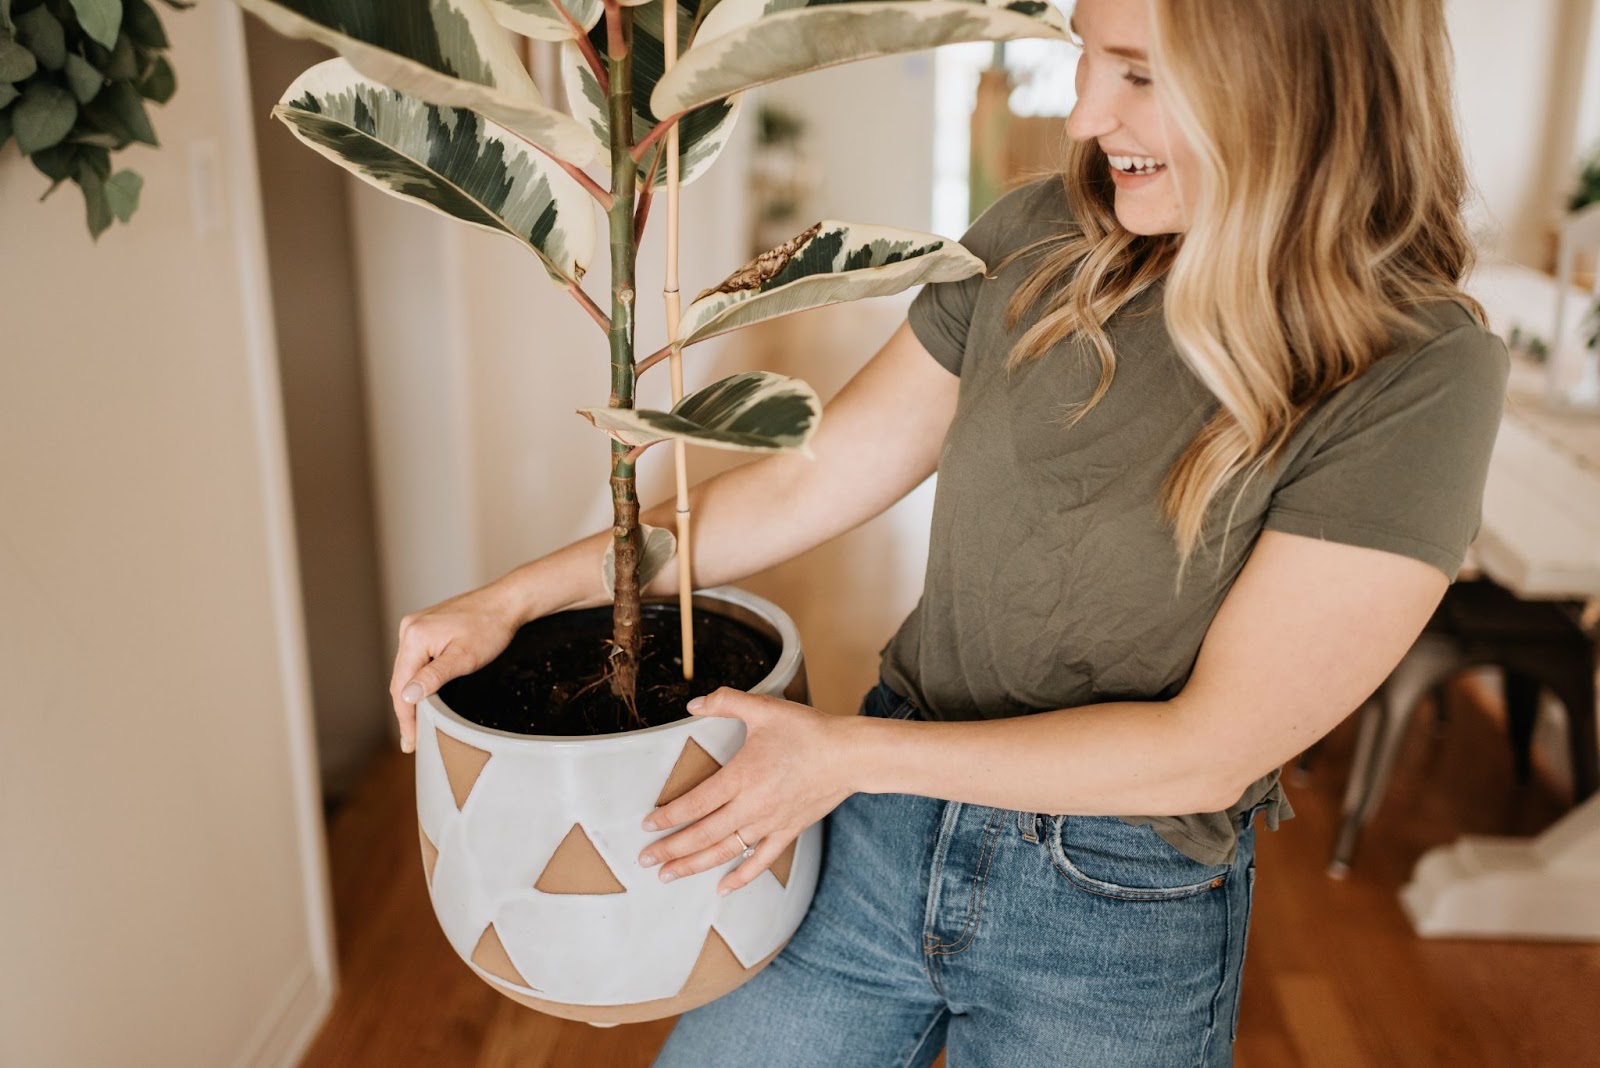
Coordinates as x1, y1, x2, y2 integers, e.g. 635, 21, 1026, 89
861, 677, 922, 722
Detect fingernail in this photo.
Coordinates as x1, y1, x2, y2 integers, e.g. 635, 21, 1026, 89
717, 886, 731, 897
642, 814, 658, 831
401, 735, 415, 755
402, 682, 423, 704
686, 697, 704, 711
639, 852, 655, 867
659, 870, 676, 884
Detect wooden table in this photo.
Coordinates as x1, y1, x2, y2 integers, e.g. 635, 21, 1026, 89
1399, 262, 1600, 941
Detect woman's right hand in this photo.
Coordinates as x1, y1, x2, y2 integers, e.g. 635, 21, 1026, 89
388, 581, 526, 753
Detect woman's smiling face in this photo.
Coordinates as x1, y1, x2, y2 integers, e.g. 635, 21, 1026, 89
1065, 0, 1200, 235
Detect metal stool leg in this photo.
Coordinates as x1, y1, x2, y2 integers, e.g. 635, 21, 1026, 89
1503, 670, 1542, 786
1330, 633, 1467, 877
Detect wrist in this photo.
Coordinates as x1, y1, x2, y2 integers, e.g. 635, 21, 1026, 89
494, 556, 578, 626
836, 712, 897, 795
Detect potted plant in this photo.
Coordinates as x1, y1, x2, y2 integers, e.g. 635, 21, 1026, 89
1, 0, 189, 237
237, 0, 1066, 1025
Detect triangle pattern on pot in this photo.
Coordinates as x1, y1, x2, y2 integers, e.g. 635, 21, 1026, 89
534, 823, 627, 895
767, 839, 797, 889
655, 738, 722, 807
418, 821, 440, 885
472, 923, 535, 989
436, 730, 492, 810
676, 927, 749, 999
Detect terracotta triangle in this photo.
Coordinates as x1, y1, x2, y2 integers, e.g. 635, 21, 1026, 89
436, 730, 492, 810
676, 927, 749, 1000
472, 923, 534, 989
768, 839, 796, 889
534, 823, 627, 895
418, 821, 440, 885
655, 738, 722, 807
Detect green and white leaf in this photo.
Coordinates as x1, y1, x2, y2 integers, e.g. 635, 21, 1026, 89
482, 0, 600, 41
679, 220, 983, 345
600, 523, 676, 598
236, 0, 596, 165
275, 59, 594, 287
560, 0, 743, 189
578, 371, 820, 454
654, 0, 1068, 115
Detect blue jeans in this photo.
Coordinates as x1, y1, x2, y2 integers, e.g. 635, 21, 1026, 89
654, 680, 1257, 1067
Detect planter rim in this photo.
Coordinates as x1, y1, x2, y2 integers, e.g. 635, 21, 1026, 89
420, 585, 802, 749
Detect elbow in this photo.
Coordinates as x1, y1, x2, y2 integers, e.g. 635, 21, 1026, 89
1132, 775, 1249, 818
1190, 774, 1256, 816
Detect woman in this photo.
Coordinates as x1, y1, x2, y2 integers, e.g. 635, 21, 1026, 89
390, 0, 1508, 1062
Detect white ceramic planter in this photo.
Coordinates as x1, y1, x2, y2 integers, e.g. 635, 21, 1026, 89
414, 587, 823, 1024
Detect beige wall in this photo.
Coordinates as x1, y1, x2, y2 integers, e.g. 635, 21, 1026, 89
0, 7, 332, 1066
1449, 0, 1583, 266
759, 53, 939, 233
245, 24, 390, 802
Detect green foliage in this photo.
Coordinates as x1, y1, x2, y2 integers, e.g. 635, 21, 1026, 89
0, 0, 191, 237
1569, 142, 1600, 213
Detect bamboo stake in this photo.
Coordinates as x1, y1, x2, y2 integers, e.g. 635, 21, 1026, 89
661, 0, 695, 680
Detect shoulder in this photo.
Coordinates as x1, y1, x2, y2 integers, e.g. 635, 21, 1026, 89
1335, 301, 1508, 417
958, 176, 1077, 265
1288, 300, 1509, 472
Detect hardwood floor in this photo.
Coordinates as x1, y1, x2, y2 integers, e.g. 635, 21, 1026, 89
302, 678, 1600, 1067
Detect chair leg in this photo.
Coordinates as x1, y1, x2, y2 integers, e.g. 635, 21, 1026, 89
1331, 700, 1384, 878
1503, 670, 1542, 786
1430, 682, 1452, 738
1330, 634, 1466, 877
1547, 657, 1600, 803
1295, 739, 1323, 778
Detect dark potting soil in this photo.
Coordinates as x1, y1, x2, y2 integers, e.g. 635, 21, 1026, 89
439, 603, 780, 737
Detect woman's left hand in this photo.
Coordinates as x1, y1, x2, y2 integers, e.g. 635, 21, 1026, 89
637, 687, 861, 895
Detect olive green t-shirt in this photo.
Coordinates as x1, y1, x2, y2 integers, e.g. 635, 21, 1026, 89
880, 177, 1510, 865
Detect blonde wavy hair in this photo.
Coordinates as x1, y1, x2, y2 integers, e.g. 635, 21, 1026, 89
996, 0, 1482, 587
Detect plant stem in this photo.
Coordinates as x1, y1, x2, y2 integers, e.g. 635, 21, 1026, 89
635, 341, 676, 375
568, 280, 609, 331
634, 141, 667, 245
632, 114, 687, 165
604, 0, 644, 713
549, 0, 608, 93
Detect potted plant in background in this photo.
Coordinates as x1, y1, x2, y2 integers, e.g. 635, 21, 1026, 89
236, 0, 1066, 1025
1, 0, 189, 236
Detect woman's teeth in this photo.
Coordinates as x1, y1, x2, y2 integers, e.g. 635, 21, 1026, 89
1108, 154, 1165, 175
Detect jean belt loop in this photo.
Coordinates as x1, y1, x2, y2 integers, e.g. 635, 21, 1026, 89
1017, 809, 1041, 843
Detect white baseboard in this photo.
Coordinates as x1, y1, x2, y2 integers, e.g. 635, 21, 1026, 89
233, 959, 333, 1068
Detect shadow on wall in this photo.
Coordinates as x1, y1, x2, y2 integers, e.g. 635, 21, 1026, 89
244, 21, 391, 805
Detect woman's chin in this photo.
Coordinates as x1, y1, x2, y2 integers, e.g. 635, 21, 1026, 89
1112, 197, 1186, 237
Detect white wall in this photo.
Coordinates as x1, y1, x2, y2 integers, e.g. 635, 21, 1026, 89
759, 53, 939, 232
0, 7, 333, 1066
1449, 0, 1597, 266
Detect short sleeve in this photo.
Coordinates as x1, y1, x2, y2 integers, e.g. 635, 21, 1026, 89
1261, 323, 1510, 581
906, 182, 1041, 375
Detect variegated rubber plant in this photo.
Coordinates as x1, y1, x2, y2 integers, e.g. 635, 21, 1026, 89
236, 0, 1068, 710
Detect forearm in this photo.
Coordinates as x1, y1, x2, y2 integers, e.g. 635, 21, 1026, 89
844, 698, 1246, 817
491, 450, 830, 624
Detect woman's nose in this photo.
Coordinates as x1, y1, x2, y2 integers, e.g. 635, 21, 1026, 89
1065, 94, 1117, 143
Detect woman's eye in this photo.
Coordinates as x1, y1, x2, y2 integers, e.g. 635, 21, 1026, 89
1123, 70, 1153, 88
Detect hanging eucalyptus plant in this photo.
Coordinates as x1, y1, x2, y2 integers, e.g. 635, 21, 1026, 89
236, 0, 1068, 713
0, 0, 190, 237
